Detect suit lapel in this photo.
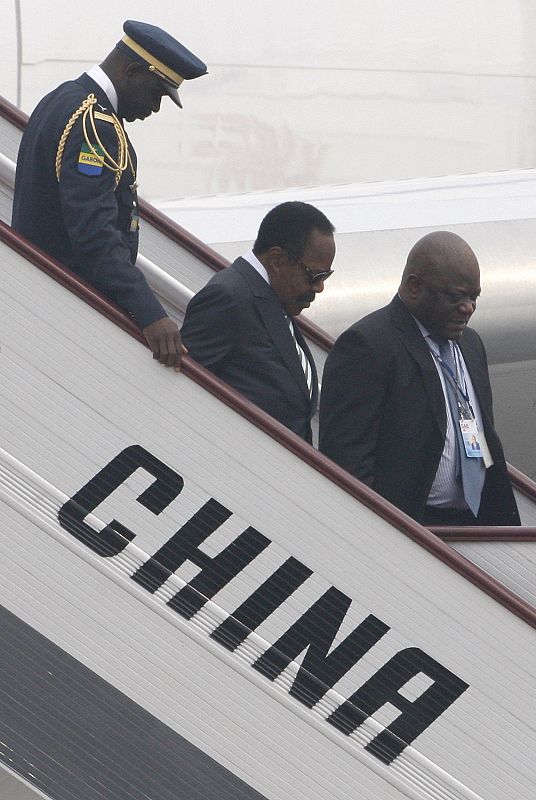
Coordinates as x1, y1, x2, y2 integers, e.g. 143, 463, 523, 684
389, 296, 447, 436
234, 258, 314, 404
458, 336, 484, 390
457, 334, 491, 427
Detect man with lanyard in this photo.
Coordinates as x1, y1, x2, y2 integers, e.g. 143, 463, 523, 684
319, 230, 520, 527
12, 21, 207, 371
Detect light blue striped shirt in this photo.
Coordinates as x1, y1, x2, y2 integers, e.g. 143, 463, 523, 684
413, 318, 490, 509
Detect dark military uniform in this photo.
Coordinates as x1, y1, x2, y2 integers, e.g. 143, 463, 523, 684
12, 73, 165, 329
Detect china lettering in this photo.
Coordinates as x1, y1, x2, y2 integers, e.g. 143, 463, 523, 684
58, 445, 469, 765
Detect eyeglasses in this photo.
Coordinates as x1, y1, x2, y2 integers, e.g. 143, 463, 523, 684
284, 249, 334, 284
297, 260, 334, 285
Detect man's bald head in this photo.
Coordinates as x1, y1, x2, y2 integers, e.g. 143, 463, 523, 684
401, 231, 479, 284
399, 231, 481, 340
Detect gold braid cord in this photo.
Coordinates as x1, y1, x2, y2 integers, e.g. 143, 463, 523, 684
55, 93, 132, 188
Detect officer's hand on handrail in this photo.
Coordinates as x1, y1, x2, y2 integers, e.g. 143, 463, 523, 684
142, 317, 187, 372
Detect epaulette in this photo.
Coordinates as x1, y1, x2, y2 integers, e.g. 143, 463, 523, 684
94, 111, 116, 124
55, 93, 131, 187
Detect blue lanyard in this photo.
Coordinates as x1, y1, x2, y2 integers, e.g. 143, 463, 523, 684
431, 345, 475, 418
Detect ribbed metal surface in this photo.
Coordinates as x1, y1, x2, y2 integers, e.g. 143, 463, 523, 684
2, 238, 536, 800
515, 489, 536, 526
0, 372, 478, 800
0, 113, 19, 161
1, 606, 268, 800
451, 541, 536, 608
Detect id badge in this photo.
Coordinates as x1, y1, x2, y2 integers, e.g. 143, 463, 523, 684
129, 211, 140, 233
459, 417, 484, 458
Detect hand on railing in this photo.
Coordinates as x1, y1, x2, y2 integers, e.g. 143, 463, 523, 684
142, 317, 187, 372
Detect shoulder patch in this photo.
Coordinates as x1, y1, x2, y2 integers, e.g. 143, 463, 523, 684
78, 143, 105, 176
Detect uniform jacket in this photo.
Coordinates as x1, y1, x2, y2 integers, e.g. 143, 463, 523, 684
181, 257, 318, 442
319, 295, 520, 525
12, 73, 165, 329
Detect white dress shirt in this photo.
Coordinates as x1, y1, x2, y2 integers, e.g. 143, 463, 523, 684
242, 249, 270, 284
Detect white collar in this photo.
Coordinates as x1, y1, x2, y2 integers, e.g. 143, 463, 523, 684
86, 64, 118, 114
241, 249, 270, 285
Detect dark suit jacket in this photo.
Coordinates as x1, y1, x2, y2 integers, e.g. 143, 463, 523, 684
181, 257, 318, 442
12, 73, 165, 329
319, 295, 520, 525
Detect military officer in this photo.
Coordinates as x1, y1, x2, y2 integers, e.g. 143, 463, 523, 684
12, 20, 207, 370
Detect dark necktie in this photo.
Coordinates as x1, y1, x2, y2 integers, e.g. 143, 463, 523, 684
436, 339, 485, 517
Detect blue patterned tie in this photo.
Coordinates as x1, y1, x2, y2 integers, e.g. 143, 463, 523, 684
437, 340, 485, 517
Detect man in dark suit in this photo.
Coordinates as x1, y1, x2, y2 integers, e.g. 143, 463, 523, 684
319, 231, 520, 526
12, 21, 207, 370
182, 202, 336, 442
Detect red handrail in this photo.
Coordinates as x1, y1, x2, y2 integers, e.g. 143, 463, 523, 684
0, 95, 25, 129
432, 526, 536, 542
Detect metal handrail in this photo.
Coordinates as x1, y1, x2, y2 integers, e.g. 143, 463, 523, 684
431, 526, 536, 542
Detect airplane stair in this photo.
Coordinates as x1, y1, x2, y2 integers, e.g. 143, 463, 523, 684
2, 95, 536, 800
